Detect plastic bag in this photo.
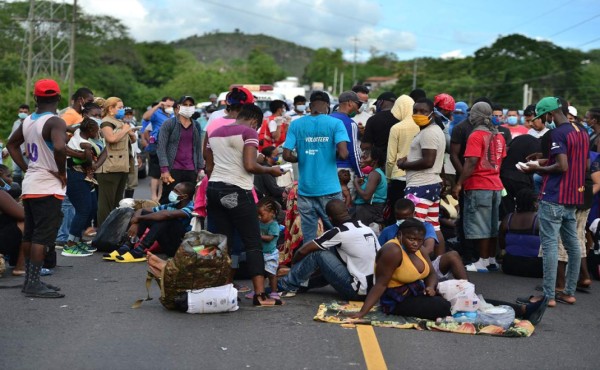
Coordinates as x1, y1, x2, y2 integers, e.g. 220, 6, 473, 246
437, 279, 480, 313
181, 284, 239, 314
91, 208, 134, 252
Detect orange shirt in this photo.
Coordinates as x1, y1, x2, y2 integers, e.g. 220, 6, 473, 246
61, 107, 83, 126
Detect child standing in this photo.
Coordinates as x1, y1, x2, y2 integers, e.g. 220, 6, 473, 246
257, 197, 283, 305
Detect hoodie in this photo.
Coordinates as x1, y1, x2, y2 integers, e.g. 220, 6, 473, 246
386, 95, 420, 179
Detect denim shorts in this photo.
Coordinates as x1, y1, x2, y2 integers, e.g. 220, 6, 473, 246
463, 190, 501, 239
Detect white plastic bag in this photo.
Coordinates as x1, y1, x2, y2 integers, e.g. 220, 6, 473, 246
186, 284, 239, 314
437, 279, 480, 313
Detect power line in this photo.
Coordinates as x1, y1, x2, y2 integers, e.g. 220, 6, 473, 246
578, 36, 600, 48
548, 12, 600, 38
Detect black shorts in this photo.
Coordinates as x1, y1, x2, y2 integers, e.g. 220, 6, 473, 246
23, 196, 63, 246
148, 152, 161, 179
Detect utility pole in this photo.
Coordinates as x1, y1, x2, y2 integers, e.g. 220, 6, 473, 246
25, 0, 35, 105
68, 0, 77, 98
412, 59, 418, 91
522, 84, 533, 109
333, 67, 338, 96
340, 72, 344, 95
352, 37, 358, 86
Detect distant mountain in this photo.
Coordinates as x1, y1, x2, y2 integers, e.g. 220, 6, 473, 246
171, 31, 314, 79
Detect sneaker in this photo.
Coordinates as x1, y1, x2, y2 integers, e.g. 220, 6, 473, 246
40, 268, 53, 276
486, 263, 499, 271
61, 245, 93, 257
465, 263, 488, 273
55, 241, 66, 250
86, 244, 97, 253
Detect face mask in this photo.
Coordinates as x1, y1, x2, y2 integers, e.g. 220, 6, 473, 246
396, 219, 405, 227
545, 122, 556, 129
18, 112, 27, 120
412, 113, 432, 127
520, 116, 525, 124
272, 156, 280, 163
164, 107, 174, 115
348, 111, 357, 118
491, 116, 502, 126
359, 103, 368, 113
506, 116, 518, 126
296, 104, 306, 112
179, 106, 195, 118
92, 117, 102, 125
115, 108, 125, 120
168, 191, 181, 203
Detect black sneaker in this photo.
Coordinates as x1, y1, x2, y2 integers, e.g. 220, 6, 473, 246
23, 281, 65, 298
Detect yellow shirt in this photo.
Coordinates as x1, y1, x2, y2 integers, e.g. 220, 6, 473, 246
383, 238, 429, 288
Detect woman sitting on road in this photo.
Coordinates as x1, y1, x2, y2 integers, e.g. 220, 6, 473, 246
350, 218, 451, 320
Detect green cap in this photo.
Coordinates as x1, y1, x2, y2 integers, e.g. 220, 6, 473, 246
534, 97, 560, 120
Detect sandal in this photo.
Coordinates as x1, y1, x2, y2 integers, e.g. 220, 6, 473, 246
269, 292, 283, 305
252, 293, 276, 307
523, 295, 549, 325
555, 291, 576, 305
517, 295, 556, 307
12, 269, 26, 277
115, 251, 147, 263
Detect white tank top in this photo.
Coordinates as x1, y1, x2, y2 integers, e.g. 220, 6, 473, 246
21, 113, 66, 196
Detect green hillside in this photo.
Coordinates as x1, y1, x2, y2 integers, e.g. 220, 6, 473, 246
172, 31, 315, 79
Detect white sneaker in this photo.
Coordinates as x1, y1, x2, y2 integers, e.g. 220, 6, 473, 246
465, 263, 488, 273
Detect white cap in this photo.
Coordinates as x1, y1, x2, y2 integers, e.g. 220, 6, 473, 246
568, 106, 578, 118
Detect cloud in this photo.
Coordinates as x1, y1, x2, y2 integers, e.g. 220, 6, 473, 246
440, 49, 465, 59
76, 0, 416, 59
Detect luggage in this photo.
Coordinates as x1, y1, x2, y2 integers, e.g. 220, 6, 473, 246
173, 284, 239, 314
92, 208, 135, 252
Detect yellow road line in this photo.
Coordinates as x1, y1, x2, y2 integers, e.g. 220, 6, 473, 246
356, 324, 388, 370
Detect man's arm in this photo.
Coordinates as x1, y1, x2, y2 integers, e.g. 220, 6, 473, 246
449, 142, 463, 175
398, 149, 437, 171
132, 209, 188, 224
348, 122, 363, 177
291, 240, 321, 264
282, 148, 297, 163
243, 146, 282, 176
6, 124, 27, 172
142, 102, 163, 121
452, 156, 477, 198
336, 141, 349, 160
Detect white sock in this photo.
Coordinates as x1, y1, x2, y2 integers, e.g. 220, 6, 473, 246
488, 257, 497, 265
476, 258, 488, 268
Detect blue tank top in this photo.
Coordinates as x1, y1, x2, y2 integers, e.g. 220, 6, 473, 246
355, 168, 387, 205
505, 213, 540, 258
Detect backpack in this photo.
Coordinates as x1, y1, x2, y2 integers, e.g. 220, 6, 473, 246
92, 207, 135, 252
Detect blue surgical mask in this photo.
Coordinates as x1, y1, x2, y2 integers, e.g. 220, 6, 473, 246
491, 116, 502, 126
115, 108, 125, 120
91, 117, 102, 126
272, 156, 280, 163
168, 191, 180, 203
396, 219, 405, 227
507, 116, 518, 126
18, 112, 27, 120
520, 116, 525, 124
546, 121, 556, 129
0, 179, 10, 191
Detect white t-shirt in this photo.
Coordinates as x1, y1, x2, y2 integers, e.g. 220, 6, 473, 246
528, 127, 548, 139
406, 123, 446, 187
314, 220, 380, 295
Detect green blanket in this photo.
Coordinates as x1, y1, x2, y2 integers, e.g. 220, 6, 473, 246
314, 302, 535, 337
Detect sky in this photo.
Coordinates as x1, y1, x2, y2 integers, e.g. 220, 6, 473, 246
76, 0, 599, 61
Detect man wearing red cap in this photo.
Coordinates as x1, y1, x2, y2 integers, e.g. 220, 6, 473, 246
7, 79, 67, 298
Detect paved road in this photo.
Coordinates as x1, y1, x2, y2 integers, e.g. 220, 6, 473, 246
1, 177, 599, 369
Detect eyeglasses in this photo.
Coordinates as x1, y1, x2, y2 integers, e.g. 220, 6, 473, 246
353, 101, 363, 108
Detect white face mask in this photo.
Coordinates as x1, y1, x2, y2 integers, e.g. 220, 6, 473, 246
296, 104, 306, 112
178, 106, 195, 118
164, 107, 174, 115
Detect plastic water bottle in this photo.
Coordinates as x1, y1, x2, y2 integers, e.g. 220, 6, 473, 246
452, 311, 478, 323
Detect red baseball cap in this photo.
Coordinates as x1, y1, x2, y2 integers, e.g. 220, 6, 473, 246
226, 86, 255, 105
34, 79, 61, 97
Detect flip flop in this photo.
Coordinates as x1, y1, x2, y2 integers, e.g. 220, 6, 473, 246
102, 250, 122, 261
11, 270, 26, 276
115, 252, 147, 263
555, 292, 576, 305
252, 293, 277, 307
523, 295, 549, 325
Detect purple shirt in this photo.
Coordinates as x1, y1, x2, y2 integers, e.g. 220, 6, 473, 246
172, 124, 195, 171
540, 122, 589, 205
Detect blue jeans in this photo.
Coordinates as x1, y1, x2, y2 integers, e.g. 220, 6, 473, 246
56, 195, 75, 243
66, 169, 97, 242
538, 201, 581, 298
277, 249, 362, 301
297, 192, 343, 243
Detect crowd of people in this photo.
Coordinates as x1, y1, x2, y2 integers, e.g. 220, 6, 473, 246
1, 76, 598, 322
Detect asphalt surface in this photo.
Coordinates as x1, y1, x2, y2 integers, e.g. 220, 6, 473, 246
2, 177, 600, 369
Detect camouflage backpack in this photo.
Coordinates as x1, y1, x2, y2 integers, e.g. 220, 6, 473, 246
135, 231, 231, 310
